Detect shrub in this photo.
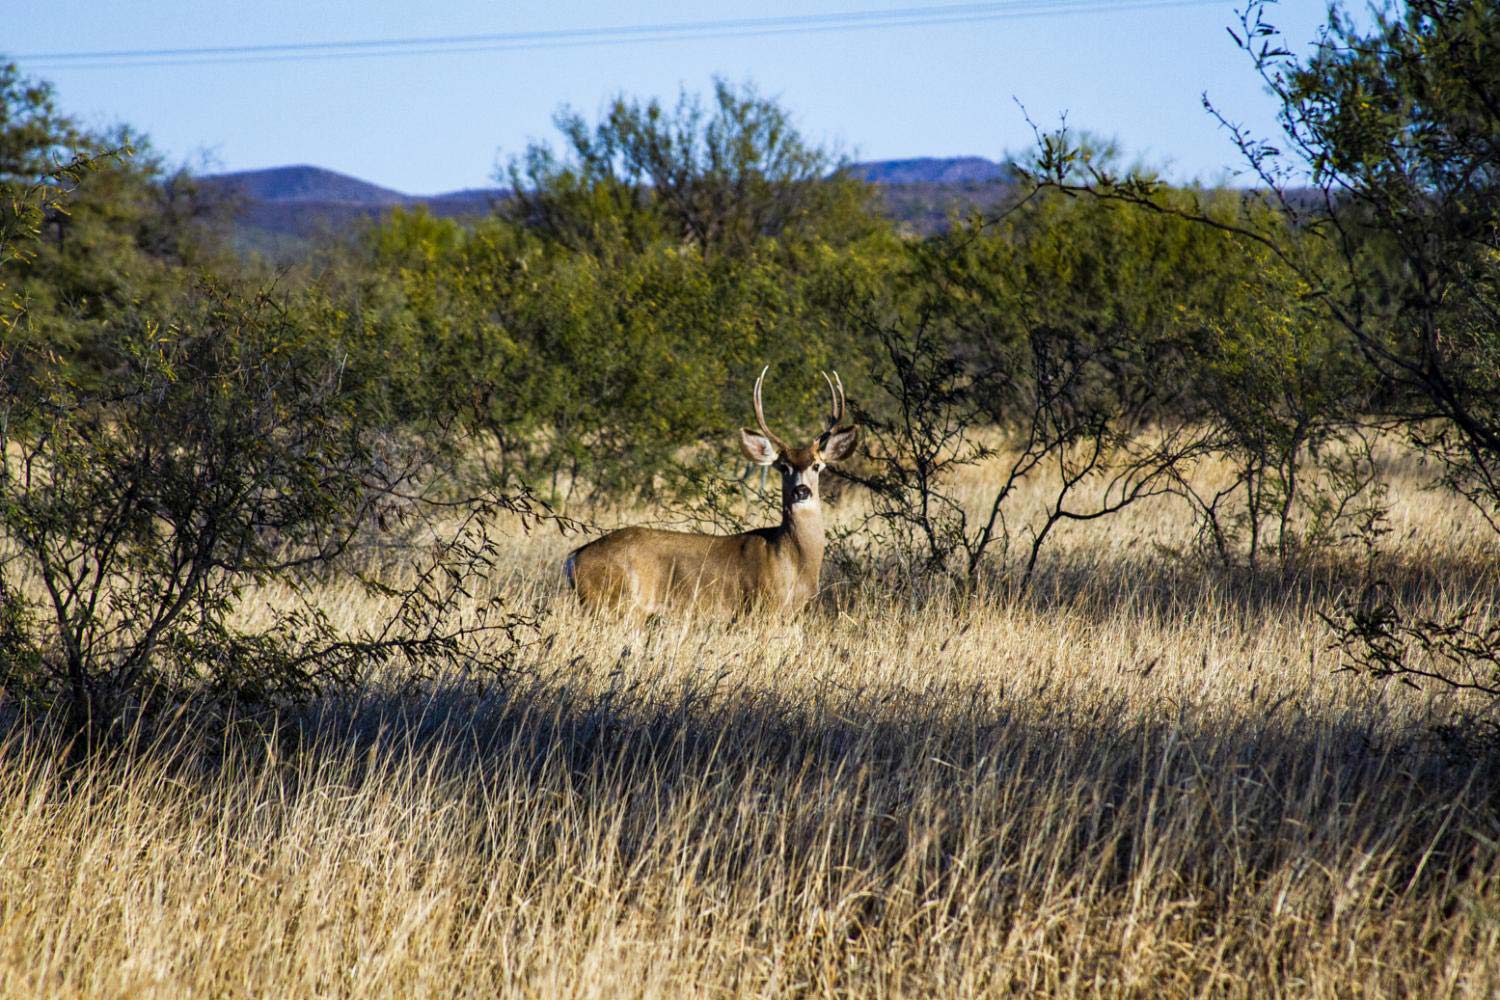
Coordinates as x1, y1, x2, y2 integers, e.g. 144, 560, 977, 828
1, 164, 552, 737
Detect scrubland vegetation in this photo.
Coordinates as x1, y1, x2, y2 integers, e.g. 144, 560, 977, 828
4, 461, 1499, 997
3, 1, 1500, 995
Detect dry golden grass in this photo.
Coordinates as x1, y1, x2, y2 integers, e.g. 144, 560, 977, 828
2, 453, 1499, 998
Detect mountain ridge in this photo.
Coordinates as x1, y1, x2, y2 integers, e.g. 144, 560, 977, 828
843, 156, 1010, 185
205, 165, 415, 206
202, 156, 1012, 256
204, 155, 1007, 204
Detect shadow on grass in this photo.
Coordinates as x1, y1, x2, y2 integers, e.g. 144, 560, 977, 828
842, 544, 1500, 623
262, 664, 1500, 905
5, 656, 1499, 947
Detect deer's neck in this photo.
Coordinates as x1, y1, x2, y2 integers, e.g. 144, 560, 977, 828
774, 504, 826, 567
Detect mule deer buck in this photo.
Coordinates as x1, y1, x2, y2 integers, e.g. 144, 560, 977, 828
564, 368, 858, 612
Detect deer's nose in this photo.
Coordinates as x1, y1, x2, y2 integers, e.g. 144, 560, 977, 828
791, 485, 812, 503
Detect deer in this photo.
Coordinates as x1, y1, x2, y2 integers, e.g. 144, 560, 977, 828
564, 367, 858, 613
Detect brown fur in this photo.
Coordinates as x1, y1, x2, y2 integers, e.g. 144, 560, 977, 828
566, 425, 857, 614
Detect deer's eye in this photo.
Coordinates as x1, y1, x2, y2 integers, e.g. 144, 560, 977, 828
814, 462, 826, 473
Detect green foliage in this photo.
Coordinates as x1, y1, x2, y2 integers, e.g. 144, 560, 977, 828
505, 78, 878, 258
0, 264, 543, 731
840, 185, 1242, 590
0, 63, 87, 180
0, 73, 546, 735
322, 75, 903, 502
1175, 226, 1384, 569
1223, 0, 1500, 727
339, 75, 1398, 589
1019, 0, 1500, 721
1287, 0, 1500, 522
0, 63, 230, 374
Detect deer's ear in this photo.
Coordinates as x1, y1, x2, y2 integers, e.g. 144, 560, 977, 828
740, 428, 780, 466
820, 425, 859, 464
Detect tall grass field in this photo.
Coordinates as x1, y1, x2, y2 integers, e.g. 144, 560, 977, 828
3, 452, 1498, 998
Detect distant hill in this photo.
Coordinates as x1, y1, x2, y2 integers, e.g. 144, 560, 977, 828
200, 166, 507, 258
844, 156, 1010, 185
202, 156, 1012, 257
205, 165, 412, 206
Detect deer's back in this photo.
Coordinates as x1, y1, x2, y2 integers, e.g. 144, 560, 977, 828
566, 525, 790, 612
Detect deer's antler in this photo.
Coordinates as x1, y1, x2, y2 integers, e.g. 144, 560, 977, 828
820, 370, 846, 438
753, 366, 788, 451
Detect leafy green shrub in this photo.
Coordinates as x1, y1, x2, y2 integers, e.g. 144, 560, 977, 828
505, 78, 877, 258
2, 164, 550, 737
334, 202, 898, 502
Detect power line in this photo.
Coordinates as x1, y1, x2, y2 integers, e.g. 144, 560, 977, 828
19, 0, 1224, 70
25, 0, 1131, 59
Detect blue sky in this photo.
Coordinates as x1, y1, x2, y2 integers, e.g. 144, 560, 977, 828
8, 0, 1330, 195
